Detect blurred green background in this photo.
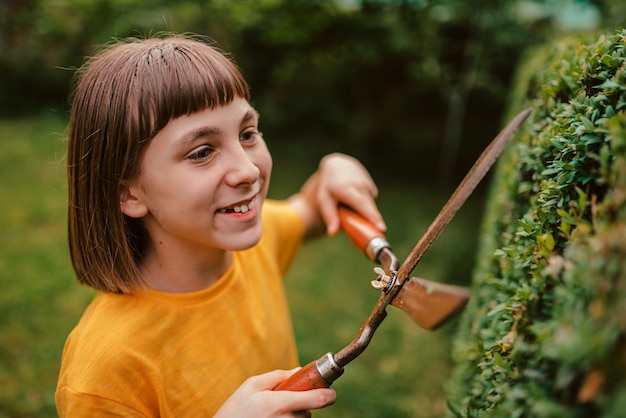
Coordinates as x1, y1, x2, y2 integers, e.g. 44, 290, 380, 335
1, 0, 621, 416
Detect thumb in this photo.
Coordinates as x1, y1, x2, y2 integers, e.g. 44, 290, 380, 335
247, 368, 302, 391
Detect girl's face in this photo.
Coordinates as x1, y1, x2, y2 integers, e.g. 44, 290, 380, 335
121, 98, 272, 256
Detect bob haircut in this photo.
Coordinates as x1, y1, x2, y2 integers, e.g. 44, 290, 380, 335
67, 33, 250, 293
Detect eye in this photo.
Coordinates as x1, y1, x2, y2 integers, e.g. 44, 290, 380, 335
240, 128, 262, 144
187, 146, 214, 162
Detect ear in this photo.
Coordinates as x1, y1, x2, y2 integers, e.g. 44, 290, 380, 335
119, 181, 149, 219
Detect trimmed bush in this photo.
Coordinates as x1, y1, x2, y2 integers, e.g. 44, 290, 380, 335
447, 28, 626, 417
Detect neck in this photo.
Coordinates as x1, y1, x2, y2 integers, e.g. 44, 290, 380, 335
140, 244, 232, 293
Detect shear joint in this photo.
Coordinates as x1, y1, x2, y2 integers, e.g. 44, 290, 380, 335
371, 267, 396, 291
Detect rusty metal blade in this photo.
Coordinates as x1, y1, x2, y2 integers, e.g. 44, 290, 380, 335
395, 108, 531, 284
390, 277, 470, 329
332, 108, 531, 368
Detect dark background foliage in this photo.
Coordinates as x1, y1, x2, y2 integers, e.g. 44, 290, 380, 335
4, 0, 620, 185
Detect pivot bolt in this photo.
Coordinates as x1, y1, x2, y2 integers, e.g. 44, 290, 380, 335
371, 267, 392, 290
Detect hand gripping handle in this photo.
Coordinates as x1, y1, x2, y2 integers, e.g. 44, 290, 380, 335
338, 206, 389, 263
274, 353, 344, 391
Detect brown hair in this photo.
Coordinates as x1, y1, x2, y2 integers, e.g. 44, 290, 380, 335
67, 33, 250, 293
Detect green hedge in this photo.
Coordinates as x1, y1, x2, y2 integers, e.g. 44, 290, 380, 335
447, 28, 626, 417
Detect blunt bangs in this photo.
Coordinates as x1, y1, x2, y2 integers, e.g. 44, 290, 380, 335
129, 36, 250, 143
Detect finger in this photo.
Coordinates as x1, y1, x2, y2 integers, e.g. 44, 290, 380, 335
298, 388, 336, 411
316, 191, 340, 236
365, 178, 379, 200
278, 388, 337, 412
355, 197, 387, 232
337, 188, 386, 232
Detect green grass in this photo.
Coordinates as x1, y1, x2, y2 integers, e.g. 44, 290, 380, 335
0, 113, 486, 417
0, 112, 96, 417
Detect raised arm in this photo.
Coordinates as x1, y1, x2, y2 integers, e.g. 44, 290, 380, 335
287, 153, 385, 240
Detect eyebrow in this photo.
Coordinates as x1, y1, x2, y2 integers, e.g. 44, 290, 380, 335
178, 108, 259, 146
242, 108, 260, 123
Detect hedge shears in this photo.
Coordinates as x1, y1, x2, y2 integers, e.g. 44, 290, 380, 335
275, 108, 532, 391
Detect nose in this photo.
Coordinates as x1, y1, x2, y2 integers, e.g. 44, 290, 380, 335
223, 144, 260, 187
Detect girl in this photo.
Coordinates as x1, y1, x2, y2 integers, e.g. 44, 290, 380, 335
56, 33, 385, 417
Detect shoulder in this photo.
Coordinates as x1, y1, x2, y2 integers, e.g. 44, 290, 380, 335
262, 199, 303, 226
59, 293, 162, 382
57, 293, 162, 414
244, 199, 304, 273
261, 199, 304, 246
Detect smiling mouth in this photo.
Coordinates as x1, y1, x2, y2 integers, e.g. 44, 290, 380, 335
217, 197, 256, 214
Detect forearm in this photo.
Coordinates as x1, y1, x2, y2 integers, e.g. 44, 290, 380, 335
287, 183, 325, 241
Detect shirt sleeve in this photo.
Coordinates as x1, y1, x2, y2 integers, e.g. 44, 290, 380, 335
261, 199, 305, 274
56, 386, 147, 418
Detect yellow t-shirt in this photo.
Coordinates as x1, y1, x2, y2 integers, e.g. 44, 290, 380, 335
56, 200, 304, 417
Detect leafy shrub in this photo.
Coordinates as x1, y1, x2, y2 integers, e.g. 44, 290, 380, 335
447, 28, 626, 417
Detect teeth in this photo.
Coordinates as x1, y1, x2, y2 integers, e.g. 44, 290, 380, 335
220, 198, 255, 214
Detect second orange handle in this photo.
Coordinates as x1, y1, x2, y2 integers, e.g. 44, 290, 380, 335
274, 353, 344, 391
338, 205, 386, 255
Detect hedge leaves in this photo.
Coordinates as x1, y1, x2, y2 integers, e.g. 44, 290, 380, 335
447, 28, 626, 418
